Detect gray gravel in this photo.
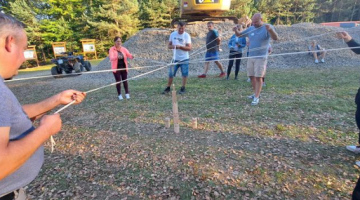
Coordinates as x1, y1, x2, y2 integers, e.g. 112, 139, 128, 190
94, 22, 360, 82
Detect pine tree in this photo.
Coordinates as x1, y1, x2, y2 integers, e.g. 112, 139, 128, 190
139, 0, 178, 28
86, 0, 140, 53
226, 0, 255, 18
0, 0, 14, 13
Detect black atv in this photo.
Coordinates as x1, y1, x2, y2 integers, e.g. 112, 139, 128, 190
50, 52, 92, 78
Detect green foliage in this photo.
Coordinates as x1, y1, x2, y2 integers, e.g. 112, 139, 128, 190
86, 0, 140, 55
225, 0, 257, 18
139, 0, 178, 28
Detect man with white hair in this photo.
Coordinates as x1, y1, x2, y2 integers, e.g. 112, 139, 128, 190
234, 13, 278, 106
0, 13, 86, 199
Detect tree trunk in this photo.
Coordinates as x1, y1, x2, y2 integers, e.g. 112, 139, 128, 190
351, 0, 358, 21
42, 48, 46, 62
330, 0, 338, 22
338, 0, 343, 21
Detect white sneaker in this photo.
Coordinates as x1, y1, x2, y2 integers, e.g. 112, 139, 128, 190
248, 94, 255, 99
346, 145, 360, 154
356, 161, 360, 167
321, 59, 325, 63
315, 59, 319, 64
125, 94, 130, 99
251, 97, 259, 105
118, 94, 123, 100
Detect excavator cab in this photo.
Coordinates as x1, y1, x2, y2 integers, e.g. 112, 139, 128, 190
172, 0, 237, 27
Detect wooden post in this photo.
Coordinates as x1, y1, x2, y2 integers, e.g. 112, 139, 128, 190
172, 84, 180, 133
165, 117, 171, 128
192, 118, 198, 129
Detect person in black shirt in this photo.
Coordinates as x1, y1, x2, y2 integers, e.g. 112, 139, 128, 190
337, 31, 360, 200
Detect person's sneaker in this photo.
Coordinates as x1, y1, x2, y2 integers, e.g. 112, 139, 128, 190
346, 145, 360, 154
262, 82, 266, 87
247, 77, 251, 82
125, 94, 130, 99
248, 94, 255, 99
162, 86, 170, 94
198, 74, 206, 78
118, 94, 123, 100
321, 59, 325, 63
178, 86, 186, 94
234, 76, 238, 80
315, 59, 319, 64
219, 72, 226, 77
356, 161, 360, 167
251, 97, 260, 106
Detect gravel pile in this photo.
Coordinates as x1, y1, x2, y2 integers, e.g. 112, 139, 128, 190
10, 22, 360, 91
91, 22, 360, 83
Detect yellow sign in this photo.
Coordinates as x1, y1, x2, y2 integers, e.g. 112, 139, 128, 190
51, 42, 66, 58
24, 45, 39, 66
80, 39, 97, 59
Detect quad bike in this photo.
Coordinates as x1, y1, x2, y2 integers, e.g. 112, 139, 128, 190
50, 52, 92, 78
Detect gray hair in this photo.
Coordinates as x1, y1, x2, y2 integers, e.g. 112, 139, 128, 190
0, 13, 25, 38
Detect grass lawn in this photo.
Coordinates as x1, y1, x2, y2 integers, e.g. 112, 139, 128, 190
18, 59, 104, 73
10, 66, 360, 199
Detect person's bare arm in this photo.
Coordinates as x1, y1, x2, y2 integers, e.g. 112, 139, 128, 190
168, 41, 175, 49
22, 90, 86, 119
337, 31, 352, 42
177, 43, 192, 51
216, 37, 221, 46
0, 114, 61, 180
337, 31, 360, 54
233, 26, 244, 37
265, 24, 278, 40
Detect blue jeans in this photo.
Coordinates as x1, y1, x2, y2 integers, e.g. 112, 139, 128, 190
168, 59, 189, 78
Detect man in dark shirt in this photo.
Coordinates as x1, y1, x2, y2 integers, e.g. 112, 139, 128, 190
198, 22, 225, 78
337, 31, 360, 200
337, 31, 360, 160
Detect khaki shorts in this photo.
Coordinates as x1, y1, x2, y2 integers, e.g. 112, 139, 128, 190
247, 58, 267, 77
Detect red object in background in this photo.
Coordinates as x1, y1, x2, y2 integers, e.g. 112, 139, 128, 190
321, 21, 360, 28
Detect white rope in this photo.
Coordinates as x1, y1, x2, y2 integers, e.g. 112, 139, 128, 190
49, 99, 76, 152
133, 57, 168, 65
9, 24, 358, 83
189, 25, 264, 58
86, 65, 168, 94
177, 25, 360, 65
5, 65, 167, 82
43, 44, 360, 153
240, 24, 360, 57
85, 55, 188, 94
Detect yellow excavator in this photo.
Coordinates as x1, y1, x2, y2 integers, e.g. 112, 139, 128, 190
171, 0, 245, 27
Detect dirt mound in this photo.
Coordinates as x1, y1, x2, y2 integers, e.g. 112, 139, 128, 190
91, 22, 360, 84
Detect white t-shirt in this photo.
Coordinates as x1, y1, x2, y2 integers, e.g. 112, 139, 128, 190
169, 31, 191, 61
